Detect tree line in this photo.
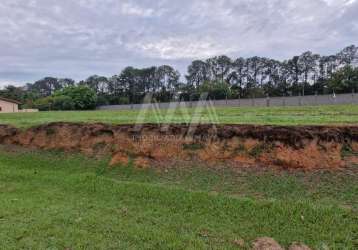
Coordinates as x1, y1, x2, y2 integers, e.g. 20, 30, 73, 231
1, 45, 357, 110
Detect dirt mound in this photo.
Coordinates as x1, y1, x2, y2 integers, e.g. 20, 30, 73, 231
252, 237, 284, 250
0, 122, 357, 170
288, 243, 312, 250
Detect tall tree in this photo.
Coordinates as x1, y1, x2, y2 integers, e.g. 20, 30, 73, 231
328, 66, 358, 93
156, 65, 180, 92
228, 58, 246, 95
0, 85, 26, 102
29, 77, 62, 97
286, 56, 303, 95
186, 60, 210, 87
298, 51, 320, 95
277, 61, 291, 96
246, 57, 263, 90
80, 75, 108, 95
337, 45, 358, 66
58, 78, 75, 88
206, 55, 232, 83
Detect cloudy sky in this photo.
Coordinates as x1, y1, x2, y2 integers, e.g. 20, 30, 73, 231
0, 0, 357, 86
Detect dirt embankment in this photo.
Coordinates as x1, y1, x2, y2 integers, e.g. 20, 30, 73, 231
0, 122, 357, 170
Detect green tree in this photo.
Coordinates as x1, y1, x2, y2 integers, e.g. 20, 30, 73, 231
52, 95, 75, 110
55, 85, 97, 110
328, 66, 358, 93
0, 85, 26, 103
198, 81, 232, 100
186, 60, 210, 87
33, 96, 54, 111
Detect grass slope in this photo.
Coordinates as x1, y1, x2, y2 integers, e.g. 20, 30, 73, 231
0, 104, 358, 127
0, 148, 357, 249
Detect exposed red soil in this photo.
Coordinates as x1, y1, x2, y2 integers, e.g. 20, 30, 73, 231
0, 123, 357, 170
252, 237, 284, 250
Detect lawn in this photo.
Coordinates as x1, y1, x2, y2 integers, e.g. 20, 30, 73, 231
0, 104, 358, 127
1, 147, 357, 249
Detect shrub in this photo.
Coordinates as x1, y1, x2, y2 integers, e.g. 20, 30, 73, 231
54, 86, 97, 110
96, 95, 109, 106
33, 96, 54, 111
118, 96, 130, 105
52, 95, 75, 111
198, 81, 232, 100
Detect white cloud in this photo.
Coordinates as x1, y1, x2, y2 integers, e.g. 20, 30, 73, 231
322, 0, 355, 5
128, 37, 237, 59
0, 0, 357, 86
0, 80, 21, 87
121, 2, 155, 17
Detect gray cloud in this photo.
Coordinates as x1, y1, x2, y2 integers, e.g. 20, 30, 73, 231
0, 0, 357, 86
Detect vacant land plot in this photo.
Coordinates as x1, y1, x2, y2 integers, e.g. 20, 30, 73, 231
0, 147, 357, 249
1, 105, 357, 249
0, 104, 357, 127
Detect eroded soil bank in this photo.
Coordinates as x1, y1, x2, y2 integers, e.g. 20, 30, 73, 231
0, 122, 357, 170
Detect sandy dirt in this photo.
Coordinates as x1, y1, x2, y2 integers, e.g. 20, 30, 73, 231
0, 123, 357, 170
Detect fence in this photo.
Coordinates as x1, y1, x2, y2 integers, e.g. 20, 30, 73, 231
97, 92, 358, 111
18, 109, 39, 113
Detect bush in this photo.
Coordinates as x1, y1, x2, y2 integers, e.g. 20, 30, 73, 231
54, 86, 97, 110
328, 66, 358, 93
96, 95, 109, 106
33, 97, 54, 111
118, 96, 130, 105
198, 81, 232, 100
52, 95, 75, 111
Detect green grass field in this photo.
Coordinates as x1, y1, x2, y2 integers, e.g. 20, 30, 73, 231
1, 147, 358, 249
1, 105, 358, 249
0, 104, 358, 127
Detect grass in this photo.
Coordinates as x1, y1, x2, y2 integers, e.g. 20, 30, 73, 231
1, 147, 358, 249
0, 104, 358, 127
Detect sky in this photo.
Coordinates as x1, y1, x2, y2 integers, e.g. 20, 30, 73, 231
0, 0, 357, 87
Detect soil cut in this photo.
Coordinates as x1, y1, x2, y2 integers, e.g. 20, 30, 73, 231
0, 122, 357, 170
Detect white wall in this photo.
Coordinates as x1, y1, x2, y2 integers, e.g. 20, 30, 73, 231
0, 100, 19, 113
